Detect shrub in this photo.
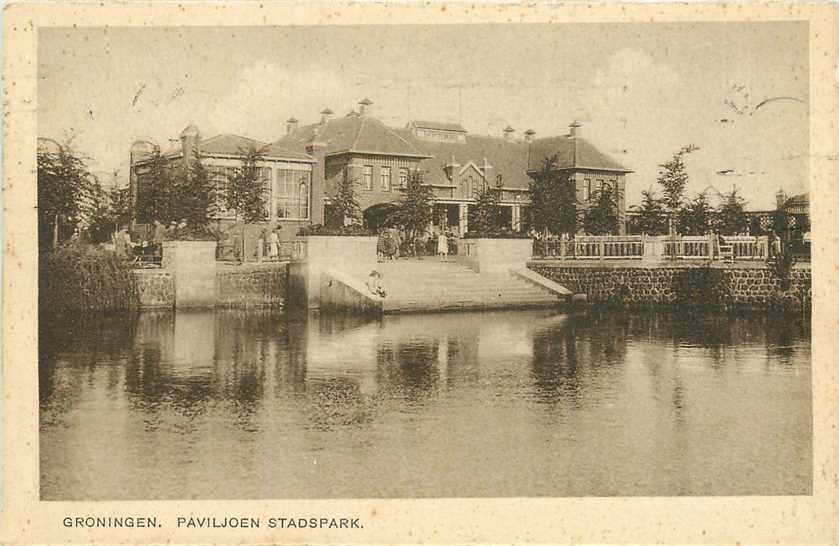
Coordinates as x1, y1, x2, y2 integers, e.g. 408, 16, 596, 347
462, 228, 530, 239
39, 242, 139, 313
296, 224, 375, 237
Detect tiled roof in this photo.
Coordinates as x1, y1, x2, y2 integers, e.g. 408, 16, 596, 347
394, 128, 533, 189
272, 116, 429, 158
527, 135, 631, 173
410, 120, 467, 133
157, 134, 313, 162
784, 193, 809, 206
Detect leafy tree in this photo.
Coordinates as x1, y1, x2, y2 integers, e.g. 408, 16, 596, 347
37, 137, 97, 250
677, 191, 714, 235
88, 180, 131, 242
715, 188, 748, 235
329, 173, 362, 227
636, 189, 668, 235
175, 150, 214, 228
468, 175, 505, 235
583, 183, 622, 235
528, 154, 578, 236
656, 144, 699, 232
388, 169, 434, 247
134, 146, 173, 223
225, 146, 269, 223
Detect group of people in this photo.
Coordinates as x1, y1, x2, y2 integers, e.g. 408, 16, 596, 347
112, 218, 188, 263
377, 228, 403, 261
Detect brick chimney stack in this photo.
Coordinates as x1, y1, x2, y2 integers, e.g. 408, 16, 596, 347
524, 128, 536, 143
359, 97, 373, 116
503, 125, 515, 141
569, 120, 582, 138
180, 123, 200, 174
286, 117, 299, 134
320, 108, 333, 125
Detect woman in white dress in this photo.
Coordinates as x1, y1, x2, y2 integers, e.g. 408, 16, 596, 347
267, 226, 280, 260
437, 230, 449, 261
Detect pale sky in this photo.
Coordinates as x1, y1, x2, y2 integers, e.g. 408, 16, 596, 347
38, 22, 808, 209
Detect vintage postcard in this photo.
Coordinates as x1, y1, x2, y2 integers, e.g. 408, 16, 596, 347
3, 1, 838, 544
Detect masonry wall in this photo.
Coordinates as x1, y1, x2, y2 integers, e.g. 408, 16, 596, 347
529, 262, 811, 310
132, 263, 288, 308
216, 264, 287, 307
134, 269, 175, 308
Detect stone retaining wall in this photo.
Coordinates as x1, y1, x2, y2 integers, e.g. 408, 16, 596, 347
133, 270, 175, 308
216, 264, 287, 307
132, 263, 288, 308
529, 262, 811, 310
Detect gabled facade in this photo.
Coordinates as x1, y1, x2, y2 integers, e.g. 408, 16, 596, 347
131, 98, 632, 239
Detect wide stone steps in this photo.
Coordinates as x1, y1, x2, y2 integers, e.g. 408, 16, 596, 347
376, 260, 561, 313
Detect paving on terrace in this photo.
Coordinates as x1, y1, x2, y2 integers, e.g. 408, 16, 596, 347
377, 259, 563, 314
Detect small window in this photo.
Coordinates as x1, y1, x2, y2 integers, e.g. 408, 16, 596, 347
380, 166, 392, 192
399, 167, 409, 188
363, 165, 373, 191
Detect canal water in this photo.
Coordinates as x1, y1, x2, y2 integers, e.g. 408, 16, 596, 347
39, 309, 811, 500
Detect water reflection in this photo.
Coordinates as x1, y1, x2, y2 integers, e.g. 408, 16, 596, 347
40, 308, 811, 499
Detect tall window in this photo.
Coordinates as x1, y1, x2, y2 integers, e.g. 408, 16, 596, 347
209, 166, 239, 218
399, 167, 409, 189
380, 166, 392, 192
275, 169, 310, 220
583, 178, 592, 201
363, 165, 373, 191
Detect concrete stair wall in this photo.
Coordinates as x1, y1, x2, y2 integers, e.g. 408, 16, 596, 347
376, 260, 564, 313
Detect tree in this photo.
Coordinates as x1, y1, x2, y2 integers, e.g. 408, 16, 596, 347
134, 147, 175, 223
87, 179, 131, 242
677, 191, 714, 235
225, 146, 269, 223
636, 189, 668, 235
329, 174, 362, 227
528, 154, 578, 236
583, 183, 622, 235
388, 169, 434, 247
656, 144, 699, 232
174, 150, 214, 228
468, 175, 505, 235
37, 137, 97, 250
715, 188, 748, 235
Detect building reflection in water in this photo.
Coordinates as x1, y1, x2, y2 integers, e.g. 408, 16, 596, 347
39, 307, 811, 499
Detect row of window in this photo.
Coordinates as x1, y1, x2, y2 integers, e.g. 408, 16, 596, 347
359, 165, 410, 192
209, 166, 310, 221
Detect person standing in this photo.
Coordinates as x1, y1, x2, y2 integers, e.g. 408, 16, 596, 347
267, 226, 280, 260
770, 229, 783, 258
114, 225, 134, 261
437, 230, 449, 261
151, 219, 166, 256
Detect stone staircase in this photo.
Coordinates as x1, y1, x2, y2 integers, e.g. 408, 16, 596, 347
376, 259, 564, 313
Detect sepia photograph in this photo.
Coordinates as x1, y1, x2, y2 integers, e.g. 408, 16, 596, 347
32, 21, 815, 503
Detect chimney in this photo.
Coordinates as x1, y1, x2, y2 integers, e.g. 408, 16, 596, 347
180, 123, 200, 174
524, 128, 536, 143
776, 189, 788, 210
359, 97, 373, 116
320, 108, 333, 125
444, 155, 461, 183
286, 117, 299, 134
569, 120, 582, 138
503, 125, 515, 141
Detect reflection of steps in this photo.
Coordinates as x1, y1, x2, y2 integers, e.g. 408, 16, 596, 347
377, 260, 562, 313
